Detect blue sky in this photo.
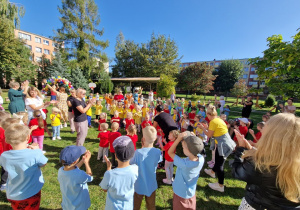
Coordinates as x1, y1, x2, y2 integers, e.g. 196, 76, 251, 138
14, 0, 300, 64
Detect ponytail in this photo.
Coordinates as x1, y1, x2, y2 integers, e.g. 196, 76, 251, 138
33, 110, 44, 129
206, 105, 217, 116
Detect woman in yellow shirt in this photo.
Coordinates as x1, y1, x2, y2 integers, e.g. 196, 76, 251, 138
198, 105, 236, 193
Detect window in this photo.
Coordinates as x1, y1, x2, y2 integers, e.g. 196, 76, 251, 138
215, 62, 221, 66
35, 37, 41, 43
35, 47, 42, 53
210, 62, 214, 66
243, 74, 248, 79
35, 57, 42, 62
244, 67, 249, 72
250, 74, 258, 79
43, 40, 49, 45
25, 45, 32, 50
52, 42, 57, 48
44, 49, 50, 55
248, 82, 258, 86
53, 51, 57, 56
251, 67, 256, 72
18, 32, 31, 41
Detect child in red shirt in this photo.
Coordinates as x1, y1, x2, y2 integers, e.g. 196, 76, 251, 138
124, 112, 135, 131
126, 124, 138, 150
28, 110, 47, 151
108, 122, 121, 168
95, 113, 107, 131
234, 118, 249, 146
164, 104, 170, 114
249, 122, 265, 144
188, 107, 196, 125
141, 114, 152, 129
159, 130, 179, 185
111, 111, 120, 126
97, 123, 110, 162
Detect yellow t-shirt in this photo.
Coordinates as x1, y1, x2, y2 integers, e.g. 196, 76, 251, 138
209, 118, 228, 144
50, 114, 61, 126
86, 107, 92, 116
116, 107, 124, 119
124, 108, 132, 119
94, 104, 103, 115
110, 105, 116, 115
193, 122, 203, 135
142, 107, 149, 117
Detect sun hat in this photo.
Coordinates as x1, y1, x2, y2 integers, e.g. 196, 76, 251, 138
113, 136, 135, 162
238, 118, 249, 124
60, 145, 86, 165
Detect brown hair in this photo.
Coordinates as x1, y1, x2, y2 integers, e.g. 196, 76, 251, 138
33, 110, 44, 129
59, 86, 65, 93
127, 124, 137, 135
0, 112, 11, 127
27, 86, 42, 98
5, 124, 30, 145
16, 111, 29, 125
2, 118, 21, 130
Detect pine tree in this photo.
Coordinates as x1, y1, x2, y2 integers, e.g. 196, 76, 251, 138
70, 67, 89, 91
96, 70, 113, 94
56, 0, 108, 79
47, 51, 70, 79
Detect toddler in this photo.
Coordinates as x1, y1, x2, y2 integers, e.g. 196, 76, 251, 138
148, 107, 154, 122
124, 112, 135, 131
126, 124, 138, 150
58, 146, 93, 210
86, 101, 93, 128
176, 102, 184, 117
111, 111, 120, 127
234, 118, 249, 146
223, 105, 230, 120
180, 112, 190, 132
28, 110, 47, 152
262, 114, 270, 122
108, 122, 121, 168
94, 100, 103, 120
133, 105, 142, 132
172, 108, 181, 130
50, 107, 61, 140
197, 106, 206, 122
142, 101, 149, 122
0, 124, 48, 209
100, 136, 138, 209
97, 123, 110, 162
164, 104, 170, 114
248, 122, 265, 144
141, 113, 152, 129
96, 112, 107, 131
159, 130, 179, 185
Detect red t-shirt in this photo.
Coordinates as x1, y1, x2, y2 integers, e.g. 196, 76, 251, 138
98, 119, 107, 131
127, 134, 138, 150
205, 116, 210, 124
50, 91, 56, 96
108, 132, 121, 153
111, 117, 120, 125
141, 120, 152, 129
114, 94, 124, 101
129, 104, 135, 110
189, 112, 196, 124
98, 131, 110, 147
234, 125, 248, 141
164, 109, 170, 114
29, 118, 47, 136
254, 131, 262, 143
156, 125, 164, 137
0, 127, 12, 155
125, 119, 135, 130
164, 141, 175, 162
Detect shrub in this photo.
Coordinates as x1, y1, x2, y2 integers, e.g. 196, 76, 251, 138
191, 93, 201, 102
157, 74, 177, 98
265, 94, 276, 107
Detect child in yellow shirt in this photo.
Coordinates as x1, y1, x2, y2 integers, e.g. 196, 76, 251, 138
123, 103, 132, 119
133, 105, 142, 132
94, 100, 103, 119
109, 100, 117, 118
142, 101, 149, 122
50, 107, 61, 140
86, 101, 92, 128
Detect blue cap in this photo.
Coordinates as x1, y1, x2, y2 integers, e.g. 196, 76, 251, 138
60, 145, 86, 165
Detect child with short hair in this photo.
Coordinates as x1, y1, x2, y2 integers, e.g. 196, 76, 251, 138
86, 101, 93, 128
109, 100, 117, 119
0, 124, 48, 209
28, 110, 47, 152
111, 111, 120, 126
173, 108, 181, 130
96, 112, 107, 131
116, 102, 124, 127
58, 146, 93, 210
197, 106, 206, 122
180, 112, 190, 132
159, 130, 179, 185
248, 122, 265, 144
50, 107, 61, 140
164, 104, 170, 114
141, 113, 152, 129
94, 100, 103, 120
127, 124, 138, 150
176, 102, 184, 117
217, 104, 221, 116
148, 107, 154, 122
130, 126, 162, 209
97, 123, 110, 162
108, 122, 121, 168
142, 101, 149, 121
234, 118, 249, 146
168, 131, 205, 209
262, 114, 270, 122
124, 112, 135, 131
100, 136, 138, 209
223, 105, 230, 120
133, 105, 142, 133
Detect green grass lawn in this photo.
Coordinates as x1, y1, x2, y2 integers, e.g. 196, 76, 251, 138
0, 91, 298, 210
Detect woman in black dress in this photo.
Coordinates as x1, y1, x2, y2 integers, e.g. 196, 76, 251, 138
241, 96, 253, 118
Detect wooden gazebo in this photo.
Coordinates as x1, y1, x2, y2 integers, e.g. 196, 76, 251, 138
110, 77, 160, 90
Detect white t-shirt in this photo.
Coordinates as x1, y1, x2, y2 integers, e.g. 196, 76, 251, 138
220, 100, 226, 113
148, 92, 153, 101
25, 96, 46, 119
0, 96, 3, 105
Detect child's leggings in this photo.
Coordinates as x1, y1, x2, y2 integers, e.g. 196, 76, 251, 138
165, 160, 174, 181
97, 147, 108, 162
32, 135, 44, 150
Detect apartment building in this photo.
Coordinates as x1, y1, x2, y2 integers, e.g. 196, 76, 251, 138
180, 58, 264, 88
14, 29, 62, 63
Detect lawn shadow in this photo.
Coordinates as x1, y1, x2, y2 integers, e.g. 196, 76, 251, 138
156, 198, 173, 210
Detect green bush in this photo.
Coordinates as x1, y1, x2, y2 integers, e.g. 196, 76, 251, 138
265, 94, 276, 107
157, 74, 177, 98
191, 93, 201, 102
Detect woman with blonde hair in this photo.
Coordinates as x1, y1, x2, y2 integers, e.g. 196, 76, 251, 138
232, 113, 300, 209
197, 105, 236, 192
8, 80, 29, 114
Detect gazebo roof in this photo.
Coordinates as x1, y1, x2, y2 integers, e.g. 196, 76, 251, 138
111, 77, 160, 82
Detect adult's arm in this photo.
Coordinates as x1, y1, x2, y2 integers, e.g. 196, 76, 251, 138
197, 123, 214, 138
76, 103, 92, 114
27, 98, 50, 110
67, 100, 72, 107
21, 80, 29, 95
153, 120, 158, 128
168, 132, 185, 160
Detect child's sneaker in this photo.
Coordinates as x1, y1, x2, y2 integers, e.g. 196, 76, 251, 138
61, 124, 63, 129
0, 184, 6, 191
57, 136, 61, 140
64, 122, 67, 127
52, 137, 56, 141
208, 183, 224, 192
204, 169, 216, 178
163, 178, 172, 185
42, 151, 46, 154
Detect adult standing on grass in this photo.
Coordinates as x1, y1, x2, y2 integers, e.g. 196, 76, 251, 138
8, 81, 29, 114
280, 98, 296, 114
198, 105, 236, 192
214, 94, 225, 113
232, 113, 300, 210
72, 88, 96, 146
47, 84, 69, 128
67, 89, 76, 134
241, 96, 253, 118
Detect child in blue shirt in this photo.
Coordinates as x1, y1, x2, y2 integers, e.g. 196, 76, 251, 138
197, 106, 206, 122
100, 136, 138, 210
223, 105, 230, 120
130, 126, 162, 209
0, 124, 48, 210
58, 145, 93, 210
168, 131, 205, 210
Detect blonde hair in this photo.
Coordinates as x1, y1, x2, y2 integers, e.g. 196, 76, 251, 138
243, 113, 300, 202
126, 112, 132, 118
170, 130, 179, 139
142, 126, 157, 143
127, 124, 137, 135
111, 122, 119, 130
9, 81, 20, 89
27, 86, 42, 98
16, 111, 29, 125
2, 118, 23, 130
100, 123, 109, 131
206, 105, 217, 116
33, 110, 44, 129
100, 112, 107, 121
0, 112, 11, 127
5, 124, 30, 145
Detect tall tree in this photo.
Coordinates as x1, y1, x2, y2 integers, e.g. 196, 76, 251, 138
0, 0, 25, 28
213, 59, 243, 94
249, 31, 300, 98
230, 79, 249, 104
70, 67, 89, 90
96, 70, 114, 94
47, 51, 70, 79
177, 63, 216, 94
157, 74, 177, 98
56, 0, 109, 79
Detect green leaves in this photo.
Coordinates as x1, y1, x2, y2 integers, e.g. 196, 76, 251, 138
157, 74, 177, 98
230, 79, 249, 97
